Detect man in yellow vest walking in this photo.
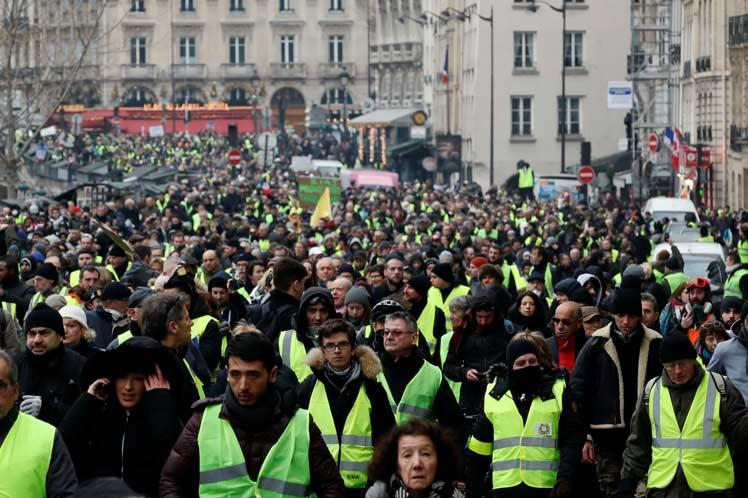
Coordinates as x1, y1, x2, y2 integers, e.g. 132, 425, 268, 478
517, 159, 536, 201
0, 349, 78, 497
159, 332, 345, 497
427, 263, 470, 332
296, 319, 395, 496
620, 333, 748, 498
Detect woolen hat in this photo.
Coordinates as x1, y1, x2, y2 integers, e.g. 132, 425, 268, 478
431, 263, 455, 285
722, 296, 744, 313
506, 338, 538, 366
470, 256, 489, 268
59, 305, 90, 330
25, 303, 65, 337
100, 282, 132, 301
660, 334, 697, 363
406, 274, 430, 297
108, 245, 127, 258
344, 286, 371, 310
207, 274, 230, 291
611, 275, 642, 316
36, 262, 59, 282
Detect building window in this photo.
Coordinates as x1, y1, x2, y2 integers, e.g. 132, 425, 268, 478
558, 96, 581, 135
321, 88, 352, 105
280, 35, 295, 63
228, 87, 248, 105
229, 0, 244, 11
564, 32, 584, 67
511, 96, 532, 136
130, 0, 145, 13
180, 0, 195, 12
229, 37, 245, 64
179, 37, 197, 64
330, 0, 343, 11
513, 32, 534, 68
130, 37, 146, 64
279, 0, 293, 12
328, 35, 343, 64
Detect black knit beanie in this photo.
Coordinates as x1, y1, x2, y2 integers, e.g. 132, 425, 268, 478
431, 263, 455, 285
660, 334, 697, 363
25, 303, 65, 337
506, 338, 538, 366
612, 276, 642, 316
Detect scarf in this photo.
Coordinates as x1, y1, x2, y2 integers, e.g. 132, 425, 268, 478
385, 474, 463, 498
323, 360, 361, 393
223, 384, 279, 431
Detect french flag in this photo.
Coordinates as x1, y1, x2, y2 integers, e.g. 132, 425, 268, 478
664, 127, 683, 172
441, 48, 449, 84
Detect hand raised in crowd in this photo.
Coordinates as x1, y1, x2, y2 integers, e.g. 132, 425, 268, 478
144, 364, 170, 391
87, 378, 111, 401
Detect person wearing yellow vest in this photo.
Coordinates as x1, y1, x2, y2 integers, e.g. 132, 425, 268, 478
27, 262, 64, 320
0, 255, 35, 325
105, 244, 131, 282
0, 350, 78, 497
403, 274, 446, 356
738, 226, 748, 264
140, 292, 212, 423
296, 319, 395, 495
159, 332, 346, 497
465, 339, 583, 498
516, 159, 536, 202
163, 267, 224, 374
660, 250, 688, 298
377, 311, 463, 434
724, 253, 748, 300
527, 271, 554, 309
276, 287, 337, 383
620, 333, 748, 498
196, 249, 222, 289
427, 263, 471, 332
68, 248, 96, 288
530, 247, 558, 296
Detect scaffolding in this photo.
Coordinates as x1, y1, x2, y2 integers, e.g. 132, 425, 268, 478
630, 0, 677, 198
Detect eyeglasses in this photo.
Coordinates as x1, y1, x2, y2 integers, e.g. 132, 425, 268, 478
322, 341, 351, 352
552, 317, 574, 326
383, 329, 410, 337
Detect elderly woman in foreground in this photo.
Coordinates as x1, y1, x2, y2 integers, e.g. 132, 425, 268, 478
366, 418, 464, 498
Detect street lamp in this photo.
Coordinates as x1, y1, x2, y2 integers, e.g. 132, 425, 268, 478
420, 11, 448, 23
397, 15, 426, 26
528, 0, 567, 174
340, 66, 350, 140
252, 93, 259, 133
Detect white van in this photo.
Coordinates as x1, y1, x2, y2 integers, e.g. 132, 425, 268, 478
643, 197, 699, 223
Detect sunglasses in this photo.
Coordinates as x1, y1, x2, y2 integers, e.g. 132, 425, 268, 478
552, 317, 575, 326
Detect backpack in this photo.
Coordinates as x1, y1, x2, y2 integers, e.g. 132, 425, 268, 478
255, 303, 297, 340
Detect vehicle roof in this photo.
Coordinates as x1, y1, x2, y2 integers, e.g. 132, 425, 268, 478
644, 197, 697, 211
654, 242, 725, 259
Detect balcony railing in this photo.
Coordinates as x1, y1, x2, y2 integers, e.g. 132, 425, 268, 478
270, 63, 306, 79
221, 63, 258, 79
318, 62, 355, 79
171, 63, 206, 79
120, 64, 157, 80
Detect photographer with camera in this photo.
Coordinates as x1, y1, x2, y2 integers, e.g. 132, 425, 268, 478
444, 289, 515, 419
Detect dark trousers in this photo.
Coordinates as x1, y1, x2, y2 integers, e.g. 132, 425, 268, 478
594, 442, 624, 498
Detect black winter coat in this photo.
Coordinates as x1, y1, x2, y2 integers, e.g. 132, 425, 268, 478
59, 390, 182, 497
16, 346, 85, 426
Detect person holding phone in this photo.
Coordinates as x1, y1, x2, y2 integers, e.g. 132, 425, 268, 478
59, 336, 183, 497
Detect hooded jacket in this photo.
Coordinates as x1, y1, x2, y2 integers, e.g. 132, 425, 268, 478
275, 287, 337, 356
297, 345, 395, 448
188, 295, 223, 373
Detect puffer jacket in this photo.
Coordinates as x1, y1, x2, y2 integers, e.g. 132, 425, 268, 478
159, 388, 345, 498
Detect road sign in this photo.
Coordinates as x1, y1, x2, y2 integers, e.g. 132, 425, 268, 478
577, 166, 596, 184
648, 134, 659, 153
228, 149, 242, 165
686, 147, 698, 168
607, 81, 633, 109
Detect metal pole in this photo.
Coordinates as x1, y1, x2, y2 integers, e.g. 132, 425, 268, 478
489, 7, 494, 186
170, 0, 175, 134
343, 83, 348, 140
560, 4, 566, 174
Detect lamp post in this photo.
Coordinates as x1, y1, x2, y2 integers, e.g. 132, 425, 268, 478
340, 66, 350, 140
252, 93, 259, 133
529, 0, 566, 174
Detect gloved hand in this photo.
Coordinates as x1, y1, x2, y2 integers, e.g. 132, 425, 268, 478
19, 395, 42, 418
219, 321, 231, 337
549, 478, 573, 498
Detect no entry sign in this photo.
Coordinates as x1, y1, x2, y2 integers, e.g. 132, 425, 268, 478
577, 166, 596, 184
228, 149, 241, 165
648, 134, 659, 153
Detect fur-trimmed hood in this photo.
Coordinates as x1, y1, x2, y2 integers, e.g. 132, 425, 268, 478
304, 344, 382, 379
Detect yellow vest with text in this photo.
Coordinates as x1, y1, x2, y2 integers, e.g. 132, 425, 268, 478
308, 380, 373, 488
197, 404, 314, 497
278, 330, 313, 382
483, 379, 564, 489
0, 412, 56, 498
646, 372, 733, 491
378, 361, 442, 424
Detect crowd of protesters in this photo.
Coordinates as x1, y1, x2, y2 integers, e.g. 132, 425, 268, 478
2, 131, 748, 497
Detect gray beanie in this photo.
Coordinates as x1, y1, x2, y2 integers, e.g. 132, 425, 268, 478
344, 286, 371, 310
622, 264, 646, 281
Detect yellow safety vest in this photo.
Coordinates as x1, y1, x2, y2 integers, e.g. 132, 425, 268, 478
502, 261, 528, 292
530, 265, 554, 297
646, 372, 733, 491
438, 331, 461, 401
477, 379, 564, 490
739, 240, 748, 264
724, 269, 748, 299
69, 270, 80, 287
378, 361, 442, 424
416, 302, 438, 355
278, 330, 313, 382
308, 380, 373, 488
0, 412, 56, 498
197, 404, 313, 497
1, 301, 17, 321
427, 285, 471, 332
518, 167, 534, 189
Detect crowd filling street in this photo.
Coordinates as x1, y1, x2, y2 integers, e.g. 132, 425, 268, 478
4, 131, 748, 498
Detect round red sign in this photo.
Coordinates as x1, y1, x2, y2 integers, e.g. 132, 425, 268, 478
577, 166, 596, 184
648, 134, 659, 153
227, 149, 241, 165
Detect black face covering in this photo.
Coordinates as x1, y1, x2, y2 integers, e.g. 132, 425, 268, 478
347, 317, 365, 329
508, 365, 542, 392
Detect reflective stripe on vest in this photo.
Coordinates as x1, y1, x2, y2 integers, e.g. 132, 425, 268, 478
739, 240, 748, 264
109, 330, 134, 349
427, 285, 470, 332
663, 272, 688, 294
191, 315, 219, 342
417, 302, 438, 355
308, 380, 373, 488
197, 404, 313, 497
279, 330, 313, 382
183, 358, 206, 400
1, 301, 17, 320
0, 412, 56, 498
484, 379, 564, 489
439, 331, 461, 401
724, 269, 748, 299
502, 261, 528, 293
378, 361, 442, 424
647, 373, 733, 491
106, 262, 132, 282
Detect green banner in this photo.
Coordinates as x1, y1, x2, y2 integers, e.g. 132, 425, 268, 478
297, 176, 341, 210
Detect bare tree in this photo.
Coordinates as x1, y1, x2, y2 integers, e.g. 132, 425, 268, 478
0, 0, 111, 197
